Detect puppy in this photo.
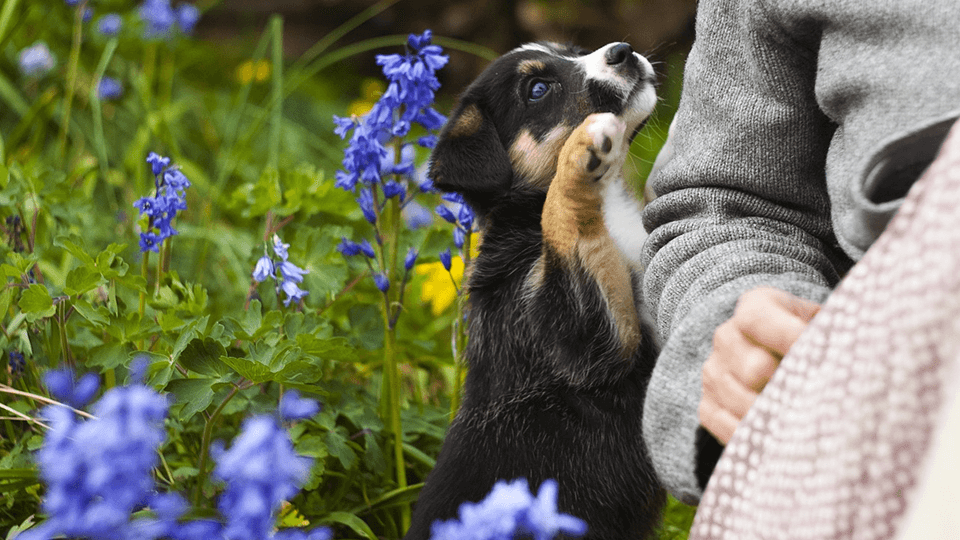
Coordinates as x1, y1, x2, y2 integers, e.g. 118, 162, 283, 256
406, 42, 664, 540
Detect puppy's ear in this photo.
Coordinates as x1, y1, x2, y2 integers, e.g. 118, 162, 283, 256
429, 102, 511, 210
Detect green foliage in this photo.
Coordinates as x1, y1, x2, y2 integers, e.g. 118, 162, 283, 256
0, 1, 688, 538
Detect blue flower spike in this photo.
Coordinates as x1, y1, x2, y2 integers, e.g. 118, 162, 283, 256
133, 152, 190, 253
429, 478, 587, 540
439, 248, 452, 271
405, 247, 418, 271
97, 13, 122, 36
279, 390, 321, 421
18, 42, 55, 77
251, 234, 310, 307
252, 255, 274, 282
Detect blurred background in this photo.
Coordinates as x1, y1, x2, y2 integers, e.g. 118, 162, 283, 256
196, 0, 696, 90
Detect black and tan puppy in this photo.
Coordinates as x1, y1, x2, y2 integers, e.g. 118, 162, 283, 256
406, 42, 664, 540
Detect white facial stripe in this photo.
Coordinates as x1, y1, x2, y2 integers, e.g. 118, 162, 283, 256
574, 43, 654, 97
514, 43, 561, 55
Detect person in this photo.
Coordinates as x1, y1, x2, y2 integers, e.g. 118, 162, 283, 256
639, 0, 960, 505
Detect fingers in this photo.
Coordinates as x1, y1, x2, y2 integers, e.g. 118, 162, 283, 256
732, 287, 821, 357
698, 393, 740, 445
698, 287, 822, 445
712, 318, 780, 392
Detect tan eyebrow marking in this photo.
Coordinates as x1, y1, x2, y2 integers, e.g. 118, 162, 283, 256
517, 59, 547, 75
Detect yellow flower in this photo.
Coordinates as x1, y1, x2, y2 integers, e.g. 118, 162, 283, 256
347, 78, 386, 117
415, 236, 480, 316
416, 257, 464, 316
236, 59, 271, 85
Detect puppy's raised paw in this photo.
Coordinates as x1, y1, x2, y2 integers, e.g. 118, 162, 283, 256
560, 113, 627, 183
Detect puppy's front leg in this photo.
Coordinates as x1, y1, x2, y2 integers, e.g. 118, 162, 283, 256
537, 113, 642, 358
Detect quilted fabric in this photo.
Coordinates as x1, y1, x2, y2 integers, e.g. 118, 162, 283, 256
690, 120, 960, 540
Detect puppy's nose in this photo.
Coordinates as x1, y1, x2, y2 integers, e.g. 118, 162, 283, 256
605, 43, 634, 65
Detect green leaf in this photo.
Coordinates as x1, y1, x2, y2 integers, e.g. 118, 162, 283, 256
318, 512, 377, 540
325, 429, 357, 470
0, 287, 13, 322
226, 300, 284, 342
54, 235, 96, 267
18, 284, 55, 320
64, 265, 104, 296
179, 338, 229, 377
220, 354, 273, 383
87, 342, 130, 371
70, 299, 110, 328
351, 483, 424, 516
296, 334, 357, 362
165, 378, 216, 421
95, 246, 129, 279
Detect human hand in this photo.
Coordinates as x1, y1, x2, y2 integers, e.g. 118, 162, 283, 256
698, 287, 821, 444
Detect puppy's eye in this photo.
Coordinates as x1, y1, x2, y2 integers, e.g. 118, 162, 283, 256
528, 80, 550, 102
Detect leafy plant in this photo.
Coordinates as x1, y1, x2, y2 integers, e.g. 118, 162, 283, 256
0, 0, 690, 538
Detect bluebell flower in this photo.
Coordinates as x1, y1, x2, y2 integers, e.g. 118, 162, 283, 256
139, 230, 161, 253
333, 31, 448, 313
382, 180, 406, 200
146, 152, 170, 175
133, 153, 190, 253
164, 168, 191, 191
333, 30, 447, 197
278, 260, 309, 284
8, 351, 26, 375
435, 204, 457, 224
428, 478, 587, 540
357, 188, 377, 224
213, 415, 312, 540
336, 237, 362, 257
82, 7, 93, 22
175, 3, 200, 34
405, 247, 418, 271
418, 134, 438, 148
24, 376, 170, 540
279, 390, 320, 421
18, 42, 55, 76
438, 192, 477, 255
252, 256, 274, 282
272, 235, 290, 261
439, 248, 452, 271
98, 76, 123, 100
97, 13, 122, 36
280, 277, 309, 307
139, 0, 176, 38
332, 115, 356, 139
358, 238, 377, 259
374, 273, 390, 293
252, 235, 311, 307
402, 200, 434, 229
44, 368, 100, 409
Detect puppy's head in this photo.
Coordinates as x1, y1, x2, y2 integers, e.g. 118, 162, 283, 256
429, 42, 657, 215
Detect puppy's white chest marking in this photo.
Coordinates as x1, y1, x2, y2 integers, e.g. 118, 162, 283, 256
602, 177, 646, 267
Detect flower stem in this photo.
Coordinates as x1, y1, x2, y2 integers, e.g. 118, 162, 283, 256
57, 0, 85, 164
450, 232, 471, 420
380, 190, 409, 530
267, 15, 283, 171
193, 383, 242, 508
138, 251, 149, 351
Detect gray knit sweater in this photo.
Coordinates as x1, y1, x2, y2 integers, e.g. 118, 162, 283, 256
641, 0, 960, 504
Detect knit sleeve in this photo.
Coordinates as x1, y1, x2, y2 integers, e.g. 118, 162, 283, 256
639, 0, 846, 504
